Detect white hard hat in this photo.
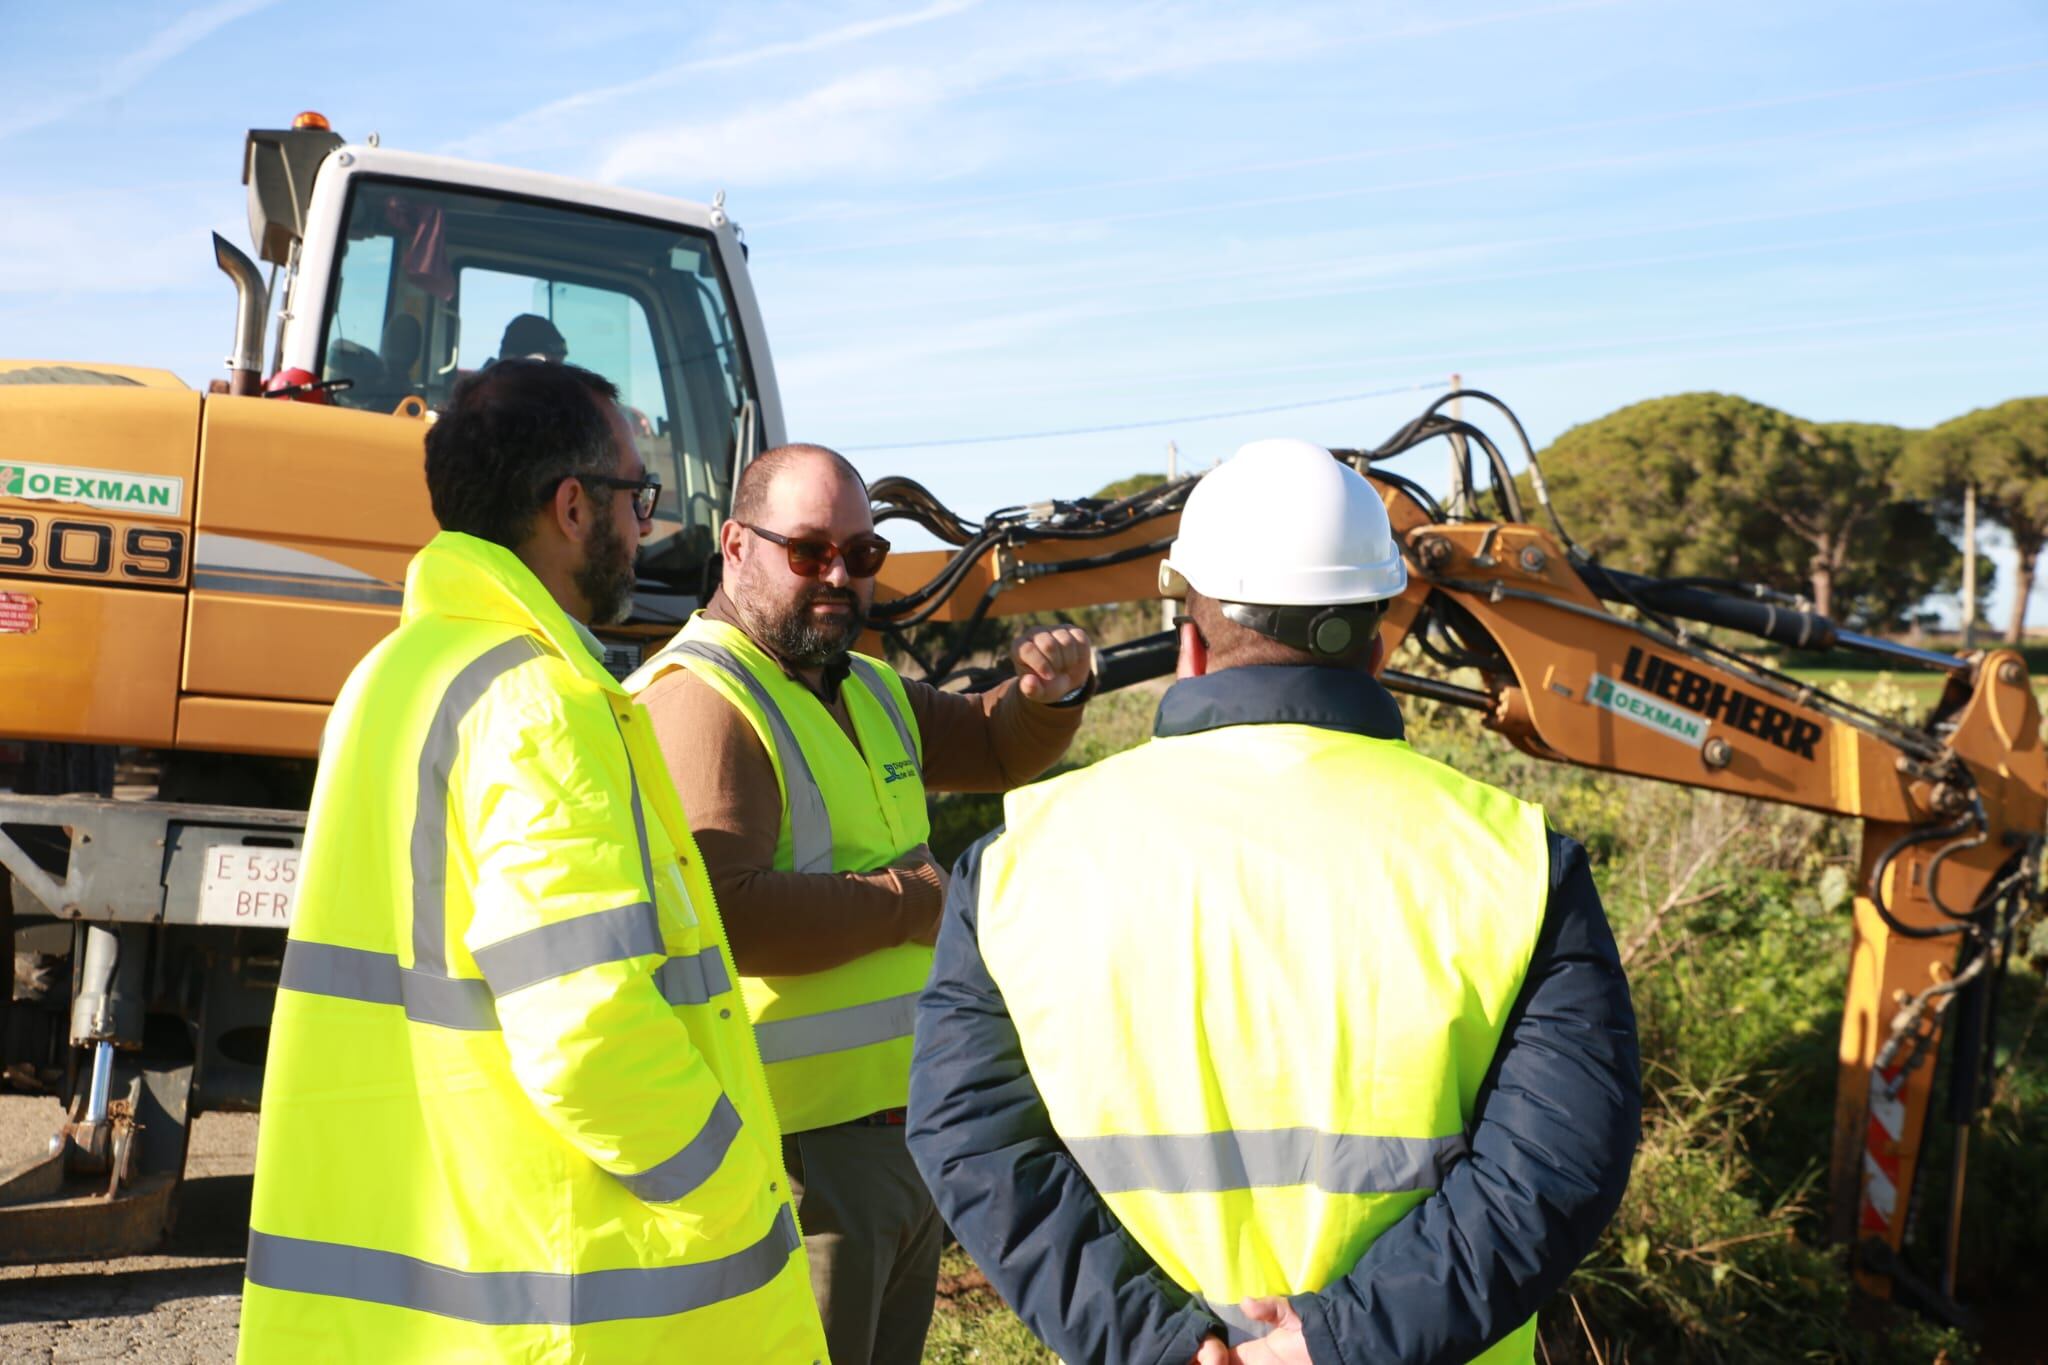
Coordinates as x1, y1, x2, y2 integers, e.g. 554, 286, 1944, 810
1161, 438, 1407, 606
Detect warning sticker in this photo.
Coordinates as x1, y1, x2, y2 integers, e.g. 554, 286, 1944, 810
0, 592, 37, 634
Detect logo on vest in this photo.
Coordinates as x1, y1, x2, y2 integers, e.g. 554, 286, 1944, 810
882, 759, 919, 784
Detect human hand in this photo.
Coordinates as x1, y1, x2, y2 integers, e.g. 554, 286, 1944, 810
1012, 625, 1093, 703
1229, 1298, 1311, 1365
1192, 1334, 1231, 1365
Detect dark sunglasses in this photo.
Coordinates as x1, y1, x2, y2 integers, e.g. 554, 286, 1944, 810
550, 471, 662, 520
745, 524, 891, 578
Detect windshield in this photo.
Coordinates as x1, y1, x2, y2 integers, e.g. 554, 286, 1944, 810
319, 176, 754, 581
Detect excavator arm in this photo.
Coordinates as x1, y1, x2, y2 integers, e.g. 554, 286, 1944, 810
866, 391, 2047, 1323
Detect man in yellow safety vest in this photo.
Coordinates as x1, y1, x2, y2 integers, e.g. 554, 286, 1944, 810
908, 439, 1641, 1364
629, 443, 1095, 1364
240, 360, 826, 1362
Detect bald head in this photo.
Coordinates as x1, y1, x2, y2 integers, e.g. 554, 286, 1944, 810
733, 444, 866, 527
719, 442, 880, 673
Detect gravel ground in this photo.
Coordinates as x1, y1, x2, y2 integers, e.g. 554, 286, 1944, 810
0, 1096, 252, 1364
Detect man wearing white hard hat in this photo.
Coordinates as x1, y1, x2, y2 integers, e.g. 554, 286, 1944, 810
907, 439, 1640, 1364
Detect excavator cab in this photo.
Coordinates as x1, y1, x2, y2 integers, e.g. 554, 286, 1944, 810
0, 116, 789, 1263
243, 118, 785, 599
309, 177, 754, 581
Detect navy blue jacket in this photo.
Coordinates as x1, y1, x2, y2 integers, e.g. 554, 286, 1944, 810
907, 665, 1641, 1364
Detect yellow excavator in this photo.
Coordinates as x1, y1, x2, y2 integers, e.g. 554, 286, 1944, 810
0, 114, 2033, 1334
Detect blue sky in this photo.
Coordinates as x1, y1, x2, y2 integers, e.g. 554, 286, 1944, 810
3, 0, 2046, 617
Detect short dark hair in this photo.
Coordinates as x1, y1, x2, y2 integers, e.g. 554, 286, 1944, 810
732, 443, 866, 527
500, 313, 567, 359
424, 359, 621, 548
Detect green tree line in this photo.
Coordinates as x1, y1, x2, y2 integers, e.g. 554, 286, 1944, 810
1532, 392, 2048, 640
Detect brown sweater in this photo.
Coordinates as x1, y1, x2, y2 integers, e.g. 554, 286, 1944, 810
639, 594, 1085, 977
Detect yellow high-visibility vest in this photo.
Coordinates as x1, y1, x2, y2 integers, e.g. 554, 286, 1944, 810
977, 717, 1550, 1360
240, 533, 825, 1363
628, 615, 931, 1133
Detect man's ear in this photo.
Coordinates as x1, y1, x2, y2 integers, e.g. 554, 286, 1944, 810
544, 473, 594, 544
1176, 618, 1208, 680
719, 519, 747, 571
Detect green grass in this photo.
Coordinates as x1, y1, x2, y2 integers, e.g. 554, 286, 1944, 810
924, 1245, 1056, 1365
922, 662, 2048, 1363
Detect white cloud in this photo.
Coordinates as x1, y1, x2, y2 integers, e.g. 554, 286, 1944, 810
595, 66, 990, 187
448, 0, 985, 159
0, 0, 280, 142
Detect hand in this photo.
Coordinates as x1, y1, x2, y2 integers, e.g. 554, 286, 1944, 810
1230, 1298, 1311, 1365
1011, 625, 1093, 703
892, 844, 948, 944
1192, 1335, 1232, 1365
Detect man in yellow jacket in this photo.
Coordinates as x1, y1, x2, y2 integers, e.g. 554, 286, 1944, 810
627, 443, 1094, 1364
909, 441, 1639, 1364
239, 360, 826, 1362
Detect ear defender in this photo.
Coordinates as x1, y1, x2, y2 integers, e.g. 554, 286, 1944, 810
1307, 609, 1356, 658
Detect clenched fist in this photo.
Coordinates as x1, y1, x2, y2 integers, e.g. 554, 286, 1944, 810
1011, 625, 1093, 704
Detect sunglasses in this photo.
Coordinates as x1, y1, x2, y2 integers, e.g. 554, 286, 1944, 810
745, 524, 891, 578
551, 471, 662, 521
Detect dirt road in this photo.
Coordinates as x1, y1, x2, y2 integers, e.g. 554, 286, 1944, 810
0, 1096, 250, 1363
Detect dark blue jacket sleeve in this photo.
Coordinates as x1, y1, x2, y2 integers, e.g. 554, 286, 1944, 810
906, 830, 1221, 1365
1293, 832, 1642, 1364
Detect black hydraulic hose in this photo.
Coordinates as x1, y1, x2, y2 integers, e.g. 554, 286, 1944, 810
1339, 460, 1445, 524
1867, 816, 1987, 939
926, 582, 1006, 682
1578, 563, 1839, 651
1096, 631, 1179, 693
1381, 668, 1493, 711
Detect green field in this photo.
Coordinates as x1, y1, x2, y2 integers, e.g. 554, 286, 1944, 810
921, 666, 2048, 1363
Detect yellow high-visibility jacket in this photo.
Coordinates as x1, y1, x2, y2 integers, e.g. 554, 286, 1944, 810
911, 665, 1640, 1363
627, 614, 930, 1133
239, 532, 826, 1364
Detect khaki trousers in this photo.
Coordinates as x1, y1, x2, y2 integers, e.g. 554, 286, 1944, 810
783, 1122, 944, 1365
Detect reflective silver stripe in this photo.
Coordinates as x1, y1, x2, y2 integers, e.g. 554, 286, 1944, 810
279, 940, 498, 1031
656, 946, 733, 1006
245, 1204, 801, 1325
399, 969, 501, 1031
670, 640, 834, 873
612, 711, 657, 898
752, 991, 919, 1065
618, 1095, 743, 1204
1198, 1298, 1263, 1347
1062, 1127, 1468, 1197
846, 657, 920, 773
284, 936, 732, 1026
411, 636, 546, 976
473, 902, 664, 998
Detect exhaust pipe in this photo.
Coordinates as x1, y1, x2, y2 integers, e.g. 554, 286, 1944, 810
212, 232, 268, 396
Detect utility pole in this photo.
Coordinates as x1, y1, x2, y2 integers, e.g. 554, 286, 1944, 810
1961, 480, 1978, 648
1162, 440, 1183, 633
1446, 372, 1472, 518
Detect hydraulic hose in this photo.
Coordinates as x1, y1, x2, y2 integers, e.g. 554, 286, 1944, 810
1578, 563, 1838, 651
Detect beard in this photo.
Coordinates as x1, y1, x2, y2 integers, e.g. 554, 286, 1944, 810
576, 510, 638, 627
756, 581, 868, 667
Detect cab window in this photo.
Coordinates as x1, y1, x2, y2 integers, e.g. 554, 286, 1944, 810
318, 178, 755, 581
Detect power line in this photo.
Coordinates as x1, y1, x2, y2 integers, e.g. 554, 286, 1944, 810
840, 377, 1446, 452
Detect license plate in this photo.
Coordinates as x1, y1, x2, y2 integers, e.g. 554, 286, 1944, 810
197, 846, 301, 927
